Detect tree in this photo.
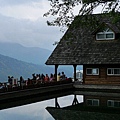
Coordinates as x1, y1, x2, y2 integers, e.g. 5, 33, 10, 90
44, 0, 119, 27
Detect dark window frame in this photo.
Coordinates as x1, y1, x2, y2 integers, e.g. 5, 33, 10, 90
86, 68, 99, 75
107, 68, 120, 75
96, 28, 115, 40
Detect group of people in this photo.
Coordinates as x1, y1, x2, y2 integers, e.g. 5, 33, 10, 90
20, 72, 67, 86
6, 72, 67, 88
30, 71, 67, 84
0, 71, 71, 92
0, 76, 18, 89
8, 76, 18, 86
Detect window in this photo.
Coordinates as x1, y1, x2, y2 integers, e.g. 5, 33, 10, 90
87, 99, 99, 106
96, 27, 115, 40
86, 68, 99, 75
107, 68, 120, 75
107, 100, 120, 108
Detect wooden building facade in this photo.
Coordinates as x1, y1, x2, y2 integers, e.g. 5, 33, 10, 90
83, 64, 120, 84
46, 13, 120, 85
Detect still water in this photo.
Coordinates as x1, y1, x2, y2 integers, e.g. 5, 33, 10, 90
0, 95, 83, 120
0, 92, 120, 120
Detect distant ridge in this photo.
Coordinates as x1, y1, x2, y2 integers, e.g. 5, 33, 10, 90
0, 53, 54, 82
0, 42, 82, 81
0, 42, 51, 65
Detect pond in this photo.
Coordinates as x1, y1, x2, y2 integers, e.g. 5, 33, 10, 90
0, 95, 83, 120
0, 92, 120, 120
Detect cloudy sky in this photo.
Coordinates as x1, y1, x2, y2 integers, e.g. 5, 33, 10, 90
0, 0, 103, 51
0, 0, 65, 50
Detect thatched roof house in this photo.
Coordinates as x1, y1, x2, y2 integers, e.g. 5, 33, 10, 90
46, 13, 120, 84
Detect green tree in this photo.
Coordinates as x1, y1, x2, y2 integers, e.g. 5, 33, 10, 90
44, 0, 119, 27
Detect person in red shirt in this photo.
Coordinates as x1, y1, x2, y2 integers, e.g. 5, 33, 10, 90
44, 74, 49, 83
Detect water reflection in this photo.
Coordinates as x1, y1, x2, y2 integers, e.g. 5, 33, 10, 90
0, 95, 82, 120
46, 92, 120, 120
0, 92, 120, 120
0, 99, 54, 120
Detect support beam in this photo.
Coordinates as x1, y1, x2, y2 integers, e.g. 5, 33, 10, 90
55, 97, 60, 108
83, 65, 85, 84
73, 65, 77, 81
72, 94, 79, 105
55, 65, 58, 82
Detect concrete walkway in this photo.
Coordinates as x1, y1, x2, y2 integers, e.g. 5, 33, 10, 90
74, 82, 120, 93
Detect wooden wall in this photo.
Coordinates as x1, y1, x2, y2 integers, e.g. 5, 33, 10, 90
83, 64, 120, 85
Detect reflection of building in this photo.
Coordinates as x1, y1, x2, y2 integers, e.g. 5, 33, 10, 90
84, 95, 120, 108
46, 92, 120, 120
46, 13, 120, 85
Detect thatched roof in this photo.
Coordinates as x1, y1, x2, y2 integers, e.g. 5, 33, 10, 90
46, 13, 120, 65
46, 105, 120, 120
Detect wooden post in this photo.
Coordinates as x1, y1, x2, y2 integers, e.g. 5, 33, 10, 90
73, 65, 77, 81
72, 94, 79, 105
55, 97, 60, 108
83, 65, 85, 84
55, 64, 58, 82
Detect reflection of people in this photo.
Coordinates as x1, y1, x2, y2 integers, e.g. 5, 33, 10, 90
57, 73, 61, 81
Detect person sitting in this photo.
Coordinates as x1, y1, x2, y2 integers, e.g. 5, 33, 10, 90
50, 73, 54, 82
8, 76, 12, 87
60, 72, 66, 80
44, 74, 49, 83
57, 72, 61, 81
32, 73, 36, 80
20, 76, 24, 88
35, 74, 40, 85
41, 74, 45, 83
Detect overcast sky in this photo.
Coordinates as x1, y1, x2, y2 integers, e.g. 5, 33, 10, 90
0, 0, 65, 50
0, 0, 103, 51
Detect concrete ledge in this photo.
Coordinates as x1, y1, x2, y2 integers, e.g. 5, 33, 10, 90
74, 82, 120, 92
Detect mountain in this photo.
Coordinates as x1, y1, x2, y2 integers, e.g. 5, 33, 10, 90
0, 42, 51, 65
0, 42, 82, 81
0, 54, 79, 82
0, 54, 54, 82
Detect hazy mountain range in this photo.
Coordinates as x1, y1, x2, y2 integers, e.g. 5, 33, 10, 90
0, 53, 55, 82
0, 42, 81, 82
0, 42, 51, 65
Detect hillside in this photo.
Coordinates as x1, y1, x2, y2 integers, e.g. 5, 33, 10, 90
0, 54, 54, 82
0, 42, 51, 65
0, 54, 77, 82
0, 42, 82, 81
